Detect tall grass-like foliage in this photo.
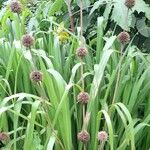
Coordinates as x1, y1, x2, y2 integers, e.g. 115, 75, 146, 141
0, 0, 150, 150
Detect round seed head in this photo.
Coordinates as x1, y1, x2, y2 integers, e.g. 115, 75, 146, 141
0, 132, 9, 141
76, 47, 88, 59
30, 71, 43, 82
117, 32, 130, 44
77, 92, 90, 104
10, 1, 22, 13
22, 34, 34, 48
77, 130, 90, 143
97, 131, 108, 142
124, 0, 135, 9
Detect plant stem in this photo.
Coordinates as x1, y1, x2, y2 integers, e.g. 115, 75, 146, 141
67, 1, 75, 32
80, 59, 85, 90
99, 141, 104, 150
79, 1, 87, 149
112, 44, 124, 104
83, 105, 86, 150
84, 143, 86, 150
112, 6, 130, 104
80, 0, 83, 37
29, 47, 36, 70
126, 8, 129, 30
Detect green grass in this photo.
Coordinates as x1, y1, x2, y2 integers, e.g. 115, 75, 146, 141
0, 0, 149, 150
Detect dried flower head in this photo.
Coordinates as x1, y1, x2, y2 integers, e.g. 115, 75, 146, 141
97, 131, 108, 142
77, 130, 90, 143
77, 92, 90, 104
22, 34, 34, 48
0, 132, 9, 141
10, 1, 22, 13
30, 71, 43, 82
117, 32, 130, 44
76, 47, 88, 59
124, 0, 135, 9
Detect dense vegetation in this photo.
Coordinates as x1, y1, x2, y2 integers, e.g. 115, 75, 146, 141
0, 0, 150, 150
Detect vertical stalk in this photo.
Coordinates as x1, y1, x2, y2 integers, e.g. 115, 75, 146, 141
80, 59, 85, 90
29, 47, 36, 70
112, 44, 124, 104
126, 9, 129, 30
79, 0, 87, 149
66, 1, 75, 32
81, 59, 85, 150
112, 7, 129, 104
80, 0, 83, 37
99, 141, 104, 150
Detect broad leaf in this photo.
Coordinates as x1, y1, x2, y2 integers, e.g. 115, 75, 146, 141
89, 0, 107, 16
111, 0, 132, 31
133, 0, 150, 19
136, 17, 150, 37
76, 0, 91, 8
48, 0, 64, 16
111, 0, 150, 30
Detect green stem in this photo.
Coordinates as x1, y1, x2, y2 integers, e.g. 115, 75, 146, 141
126, 8, 129, 30
80, 0, 83, 37
80, 59, 85, 90
66, 0, 75, 32
112, 44, 124, 104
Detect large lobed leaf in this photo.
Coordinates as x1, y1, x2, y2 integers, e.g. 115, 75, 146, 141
111, 0, 150, 30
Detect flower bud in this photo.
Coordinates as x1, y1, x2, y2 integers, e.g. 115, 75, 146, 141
117, 31, 130, 44
125, 0, 135, 9
76, 47, 88, 59
10, 1, 22, 14
0, 132, 9, 141
97, 131, 108, 142
30, 71, 43, 82
22, 34, 34, 48
77, 130, 90, 143
77, 92, 90, 104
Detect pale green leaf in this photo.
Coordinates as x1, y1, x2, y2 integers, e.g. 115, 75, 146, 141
133, 0, 150, 19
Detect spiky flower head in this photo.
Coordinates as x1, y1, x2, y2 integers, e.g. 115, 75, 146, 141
10, 1, 22, 14
77, 130, 90, 143
30, 71, 43, 82
22, 34, 34, 48
0, 132, 9, 141
76, 47, 88, 59
97, 131, 108, 142
77, 92, 90, 104
117, 31, 130, 44
124, 0, 135, 9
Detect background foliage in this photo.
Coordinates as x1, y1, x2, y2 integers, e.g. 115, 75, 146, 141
0, 0, 150, 150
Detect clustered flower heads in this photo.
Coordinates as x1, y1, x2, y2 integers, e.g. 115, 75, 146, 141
117, 31, 130, 44
10, 1, 22, 14
97, 131, 108, 142
30, 71, 43, 82
0, 132, 9, 141
76, 47, 88, 59
77, 92, 90, 104
124, 0, 135, 9
22, 34, 34, 48
77, 130, 90, 143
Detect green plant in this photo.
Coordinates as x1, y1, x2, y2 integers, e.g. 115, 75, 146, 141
0, 0, 149, 150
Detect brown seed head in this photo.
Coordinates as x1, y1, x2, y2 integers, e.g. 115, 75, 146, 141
77, 92, 90, 104
76, 47, 88, 59
124, 0, 135, 9
0, 132, 9, 141
117, 31, 130, 44
77, 130, 90, 143
22, 34, 34, 48
10, 1, 22, 13
30, 71, 43, 82
97, 131, 108, 142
